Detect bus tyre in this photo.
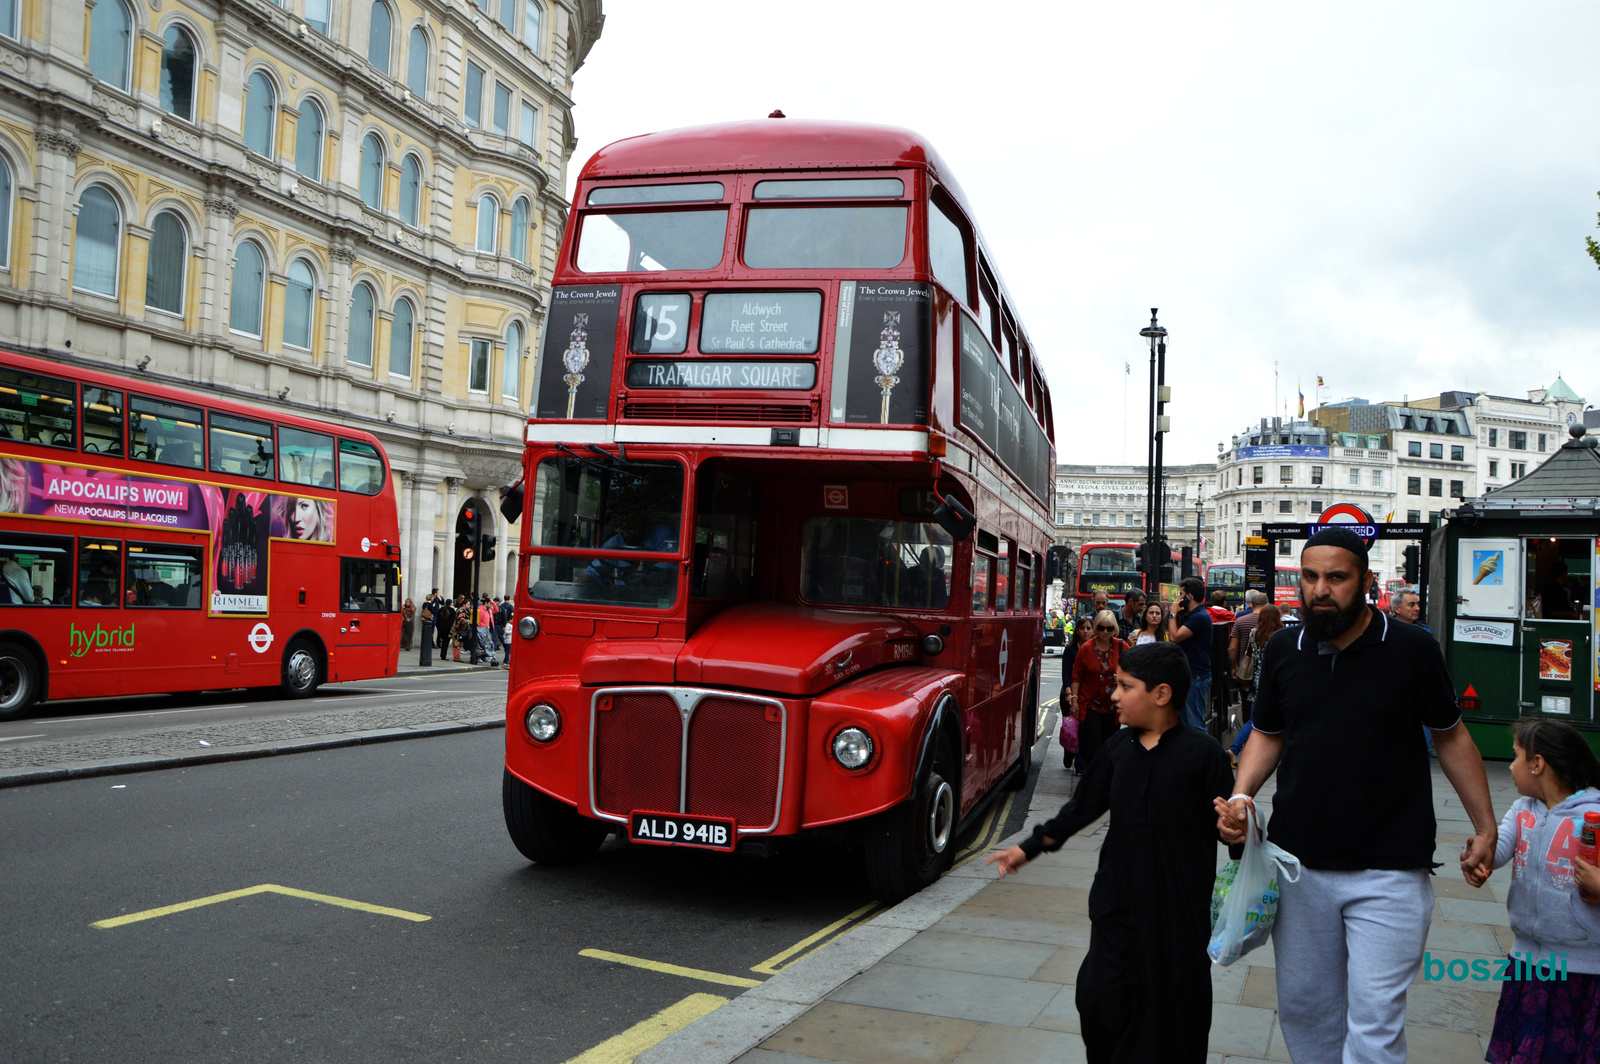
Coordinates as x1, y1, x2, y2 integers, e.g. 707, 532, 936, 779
1003, 671, 1038, 792
503, 770, 608, 866
280, 639, 321, 699
0, 642, 40, 721
863, 738, 956, 903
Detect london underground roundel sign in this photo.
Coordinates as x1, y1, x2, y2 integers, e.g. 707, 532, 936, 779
1317, 503, 1377, 544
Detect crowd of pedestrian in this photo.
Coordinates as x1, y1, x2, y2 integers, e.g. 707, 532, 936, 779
411, 589, 514, 669
1016, 526, 1598, 1064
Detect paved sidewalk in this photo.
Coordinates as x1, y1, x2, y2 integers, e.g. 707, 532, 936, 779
643, 722, 1520, 1064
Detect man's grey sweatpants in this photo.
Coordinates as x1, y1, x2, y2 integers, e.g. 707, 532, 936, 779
1273, 867, 1434, 1064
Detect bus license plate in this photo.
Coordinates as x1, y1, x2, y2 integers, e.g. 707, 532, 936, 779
629, 811, 736, 852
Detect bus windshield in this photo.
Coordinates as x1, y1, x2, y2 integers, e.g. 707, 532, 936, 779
528, 456, 685, 609
799, 517, 952, 610
576, 210, 727, 273
1081, 546, 1136, 572
1208, 565, 1245, 587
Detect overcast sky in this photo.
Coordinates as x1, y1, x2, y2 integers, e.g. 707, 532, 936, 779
569, 1, 1600, 465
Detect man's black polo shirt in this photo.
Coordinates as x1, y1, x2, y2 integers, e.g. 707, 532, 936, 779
1251, 607, 1462, 870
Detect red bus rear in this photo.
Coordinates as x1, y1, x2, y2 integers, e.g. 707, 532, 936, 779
0, 352, 401, 718
500, 120, 1056, 902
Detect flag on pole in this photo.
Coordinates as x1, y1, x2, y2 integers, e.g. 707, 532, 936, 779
1125, 362, 1131, 375
1298, 381, 1305, 417
1317, 375, 1325, 388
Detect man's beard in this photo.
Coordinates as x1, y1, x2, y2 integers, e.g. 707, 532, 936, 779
1300, 591, 1367, 641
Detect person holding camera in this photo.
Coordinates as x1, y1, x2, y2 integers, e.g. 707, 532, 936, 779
1166, 576, 1214, 732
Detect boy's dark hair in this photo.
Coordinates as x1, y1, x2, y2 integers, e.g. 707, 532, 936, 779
1119, 641, 1191, 710
1180, 576, 1206, 602
1511, 718, 1600, 791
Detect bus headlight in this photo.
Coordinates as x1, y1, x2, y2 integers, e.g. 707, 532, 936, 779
517, 616, 539, 639
921, 633, 944, 655
525, 703, 560, 742
832, 727, 874, 769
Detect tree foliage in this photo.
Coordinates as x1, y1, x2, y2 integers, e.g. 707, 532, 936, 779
1589, 192, 1600, 270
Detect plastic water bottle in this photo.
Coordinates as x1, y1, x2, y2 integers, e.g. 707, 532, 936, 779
1580, 812, 1600, 905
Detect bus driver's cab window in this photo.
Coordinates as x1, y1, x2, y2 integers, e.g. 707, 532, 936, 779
800, 518, 951, 610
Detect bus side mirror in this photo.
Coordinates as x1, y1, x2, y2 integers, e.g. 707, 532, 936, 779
500, 482, 524, 524
931, 495, 976, 542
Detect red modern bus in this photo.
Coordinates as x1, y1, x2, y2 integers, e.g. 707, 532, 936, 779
0, 351, 401, 719
1204, 562, 1302, 612
500, 119, 1056, 902
1075, 541, 1142, 614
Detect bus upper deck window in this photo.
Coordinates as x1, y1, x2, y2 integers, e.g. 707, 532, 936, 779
279, 426, 336, 488
751, 178, 904, 199
0, 367, 76, 450
129, 395, 203, 469
82, 387, 124, 456
338, 439, 385, 495
744, 206, 907, 269
927, 197, 972, 305
209, 413, 274, 480
577, 209, 728, 273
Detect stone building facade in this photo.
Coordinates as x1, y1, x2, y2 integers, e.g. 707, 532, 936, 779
1052, 462, 1217, 565
0, 0, 602, 608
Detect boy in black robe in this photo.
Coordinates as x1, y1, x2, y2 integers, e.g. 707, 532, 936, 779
987, 641, 1235, 1063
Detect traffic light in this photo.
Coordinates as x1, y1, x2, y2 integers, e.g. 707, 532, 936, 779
479, 533, 497, 562
457, 506, 482, 563
1403, 544, 1420, 584
1180, 545, 1194, 579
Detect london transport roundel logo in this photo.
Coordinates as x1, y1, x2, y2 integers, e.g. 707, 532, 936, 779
361, 537, 371, 553
248, 623, 274, 654
1318, 503, 1378, 544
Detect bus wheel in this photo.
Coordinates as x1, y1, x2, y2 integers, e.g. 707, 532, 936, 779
503, 770, 608, 865
280, 639, 321, 699
0, 642, 40, 721
863, 737, 956, 903
1003, 671, 1038, 792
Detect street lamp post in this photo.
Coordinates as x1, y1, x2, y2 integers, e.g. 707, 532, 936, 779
1140, 310, 1168, 589
1194, 486, 1205, 571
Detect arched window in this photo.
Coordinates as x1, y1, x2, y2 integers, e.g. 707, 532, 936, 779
243, 72, 276, 156
523, 0, 543, 51
390, 298, 414, 377
475, 193, 497, 252
359, 133, 384, 208
348, 282, 375, 368
509, 197, 529, 262
284, 259, 316, 349
406, 26, 429, 97
367, 2, 392, 75
89, 0, 132, 90
73, 185, 121, 296
145, 210, 187, 315
159, 25, 197, 121
0, 154, 11, 270
400, 155, 423, 225
295, 99, 324, 180
305, 0, 330, 35
502, 320, 522, 400
229, 240, 266, 336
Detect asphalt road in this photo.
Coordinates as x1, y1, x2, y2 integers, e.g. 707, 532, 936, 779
0, 667, 511, 752
2, 657, 1064, 1064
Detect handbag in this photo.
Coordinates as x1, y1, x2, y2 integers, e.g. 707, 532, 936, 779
1234, 629, 1257, 683
1057, 711, 1079, 755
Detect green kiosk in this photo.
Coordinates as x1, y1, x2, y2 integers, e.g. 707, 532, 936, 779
1428, 423, 1599, 759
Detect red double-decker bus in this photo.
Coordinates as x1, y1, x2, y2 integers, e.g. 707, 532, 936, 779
0, 352, 401, 719
500, 119, 1056, 902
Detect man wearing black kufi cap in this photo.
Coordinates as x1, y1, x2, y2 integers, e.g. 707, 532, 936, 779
1215, 526, 1497, 1064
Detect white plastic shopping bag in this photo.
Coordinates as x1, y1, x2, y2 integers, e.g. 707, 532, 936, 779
1208, 804, 1300, 966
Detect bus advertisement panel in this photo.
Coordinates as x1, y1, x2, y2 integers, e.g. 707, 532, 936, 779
0, 352, 400, 719
503, 121, 1056, 904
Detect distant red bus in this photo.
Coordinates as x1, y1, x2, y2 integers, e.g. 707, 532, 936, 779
501, 119, 1055, 902
1076, 541, 1142, 613
0, 351, 401, 719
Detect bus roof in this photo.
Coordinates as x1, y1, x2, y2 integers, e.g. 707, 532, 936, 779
584, 119, 963, 187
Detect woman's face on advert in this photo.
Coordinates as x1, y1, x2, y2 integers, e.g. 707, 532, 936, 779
292, 498, 318, 538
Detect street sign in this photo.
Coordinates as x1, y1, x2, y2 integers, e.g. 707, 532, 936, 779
1261, 522, 1429, 540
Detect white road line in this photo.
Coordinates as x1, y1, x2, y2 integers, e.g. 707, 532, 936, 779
0, 734, 47, 742
45, 704, 249, 726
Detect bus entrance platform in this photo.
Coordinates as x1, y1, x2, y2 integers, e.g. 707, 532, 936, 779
641, 721, 1519, 1064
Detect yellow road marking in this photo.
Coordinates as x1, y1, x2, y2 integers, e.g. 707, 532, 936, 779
561, 992, 727, 1064
91, 884, 431, 929
579, 949, 761, 988
750, 901, 880, 975
953, 792, 1015, 867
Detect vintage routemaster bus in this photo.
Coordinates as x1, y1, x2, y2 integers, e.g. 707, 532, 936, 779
500, 119, 1056, 902
0, 352, 401, 719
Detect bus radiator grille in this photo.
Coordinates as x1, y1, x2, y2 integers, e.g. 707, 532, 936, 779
622, 401, 812, 423
685, 697, 781, 828
594, 692, 681, 818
